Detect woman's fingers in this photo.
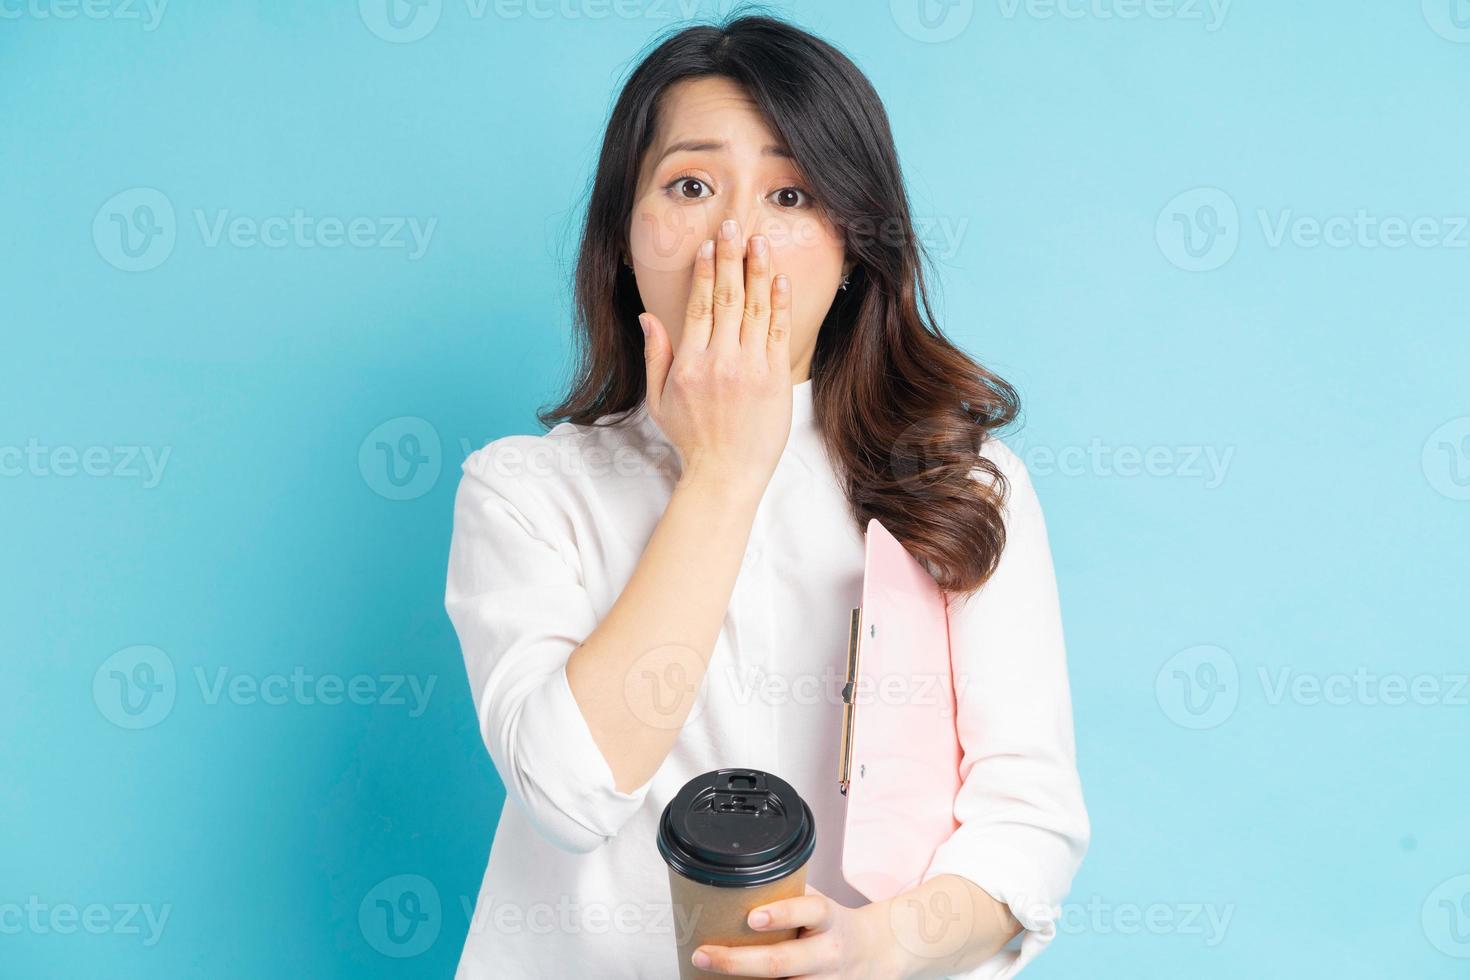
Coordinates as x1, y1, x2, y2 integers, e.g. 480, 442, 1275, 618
710, 218, 746, 355
692, 932, 830, 978
766, 272, 791, 372
638, 311, 672, 414
740, 233, 772, 351
681, 237, 716, 352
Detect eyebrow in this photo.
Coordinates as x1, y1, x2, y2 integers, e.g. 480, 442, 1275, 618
655, 139, 794, 165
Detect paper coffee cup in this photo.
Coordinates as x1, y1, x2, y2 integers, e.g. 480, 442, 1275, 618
657, 768, 816, 979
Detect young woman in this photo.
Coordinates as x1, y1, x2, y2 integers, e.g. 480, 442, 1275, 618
445, 13, 1089, 979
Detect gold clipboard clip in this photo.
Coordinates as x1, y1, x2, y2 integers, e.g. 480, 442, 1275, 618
837, 605, 861, 796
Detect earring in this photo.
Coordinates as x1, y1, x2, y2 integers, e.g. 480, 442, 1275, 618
839, 272, 851, 291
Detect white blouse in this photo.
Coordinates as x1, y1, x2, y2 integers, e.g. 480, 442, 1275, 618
444, 377, 1090, 978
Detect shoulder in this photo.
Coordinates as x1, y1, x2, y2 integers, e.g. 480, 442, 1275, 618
974, 432, 1034, 497
456, 410, 665, 532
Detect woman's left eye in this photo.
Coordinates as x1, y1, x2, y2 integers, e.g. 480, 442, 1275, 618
770, 186, 812, 209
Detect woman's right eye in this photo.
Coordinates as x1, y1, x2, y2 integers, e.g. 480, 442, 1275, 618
665, 175, 712, 201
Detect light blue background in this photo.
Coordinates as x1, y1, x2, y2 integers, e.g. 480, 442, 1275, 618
3, 1, 1468, 977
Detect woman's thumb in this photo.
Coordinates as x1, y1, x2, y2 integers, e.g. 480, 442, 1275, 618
639, 312, 671, 408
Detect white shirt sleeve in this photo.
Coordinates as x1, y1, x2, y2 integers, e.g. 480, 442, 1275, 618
444, 444, 655, 855
917, 437, 1091, 978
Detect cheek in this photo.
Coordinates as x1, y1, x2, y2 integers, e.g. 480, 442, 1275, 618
767, 223, 844, 324
628, 205, 716, 275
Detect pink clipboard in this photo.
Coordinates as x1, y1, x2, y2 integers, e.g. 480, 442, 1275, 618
837, 517, 962, 902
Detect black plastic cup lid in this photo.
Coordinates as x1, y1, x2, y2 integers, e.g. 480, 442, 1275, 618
656, 768, 816, 888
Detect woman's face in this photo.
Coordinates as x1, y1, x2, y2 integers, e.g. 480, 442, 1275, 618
626, 75, 850, 380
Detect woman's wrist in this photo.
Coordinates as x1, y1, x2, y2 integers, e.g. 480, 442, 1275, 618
675, 457, 771, 507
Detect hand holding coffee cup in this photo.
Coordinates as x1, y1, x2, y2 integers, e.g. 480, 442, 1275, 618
657, 768, 816, 979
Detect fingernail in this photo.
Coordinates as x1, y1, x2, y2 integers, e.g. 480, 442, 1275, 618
637, 314, 649, 336
750, 235, 767, 256
692, 950, 712, 969
749, 910, 769, 928
699, 239, 714, 259
721, 218, 737, 240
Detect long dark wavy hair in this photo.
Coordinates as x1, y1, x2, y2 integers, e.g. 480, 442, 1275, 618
540, 8, 1022, 599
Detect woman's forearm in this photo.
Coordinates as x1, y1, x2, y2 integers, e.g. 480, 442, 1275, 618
565, 461, 767, 792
